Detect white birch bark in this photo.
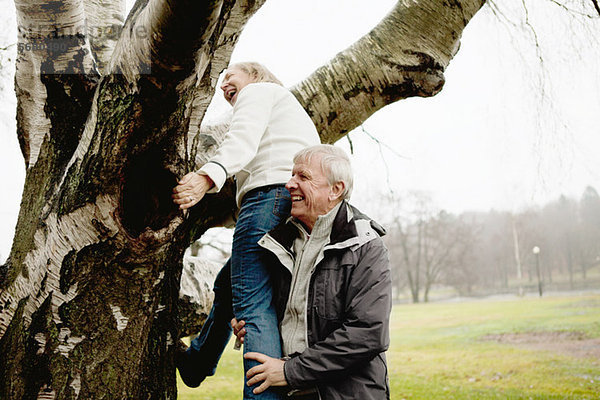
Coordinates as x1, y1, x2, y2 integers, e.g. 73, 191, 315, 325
14, 0, 97, 168
82, 0, 126, 73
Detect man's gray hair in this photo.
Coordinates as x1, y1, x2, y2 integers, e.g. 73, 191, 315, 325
229, 62, 283, 86
293, 144, 353, 200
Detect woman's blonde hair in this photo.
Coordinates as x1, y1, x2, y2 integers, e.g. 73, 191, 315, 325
228, 62, 283, 86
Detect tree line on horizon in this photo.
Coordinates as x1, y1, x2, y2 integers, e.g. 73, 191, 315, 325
381, 185, 600, 303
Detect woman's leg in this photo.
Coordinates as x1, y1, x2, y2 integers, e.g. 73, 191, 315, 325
231, 186, 290, 400
177, 260, 234, 387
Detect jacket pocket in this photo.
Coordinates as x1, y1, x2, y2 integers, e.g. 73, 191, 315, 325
312, 263, 348, 321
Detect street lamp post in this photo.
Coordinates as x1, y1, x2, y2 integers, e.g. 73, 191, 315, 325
533, 246, 542, 297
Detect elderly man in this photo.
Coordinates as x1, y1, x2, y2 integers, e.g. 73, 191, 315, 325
234, 144, 392, 400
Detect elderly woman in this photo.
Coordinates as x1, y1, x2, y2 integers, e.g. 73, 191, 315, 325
173, 62, 320, 399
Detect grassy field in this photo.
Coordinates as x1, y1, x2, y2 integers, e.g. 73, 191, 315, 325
178, 293, 600, 399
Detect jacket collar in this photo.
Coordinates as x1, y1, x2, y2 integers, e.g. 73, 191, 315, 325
266, 201, 386, 253
328, 200, 357, 246
259, 201, 386, 274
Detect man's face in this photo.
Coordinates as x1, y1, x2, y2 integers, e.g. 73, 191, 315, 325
220, 66, 255, 105
285, 155, 334, 231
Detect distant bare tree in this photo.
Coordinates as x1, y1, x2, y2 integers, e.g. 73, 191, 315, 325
434, 213, 481, 297
422, 211, 474, 301
477, 211, 514, 290
578, 186, 600, 277
384, 193, 476, 302
544, 196, 579, 288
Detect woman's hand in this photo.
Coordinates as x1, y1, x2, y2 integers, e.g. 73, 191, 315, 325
231, 318, 246, 343
172, 172, 214, 209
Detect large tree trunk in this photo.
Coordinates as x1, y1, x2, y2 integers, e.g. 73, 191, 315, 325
0, 0, 485, 398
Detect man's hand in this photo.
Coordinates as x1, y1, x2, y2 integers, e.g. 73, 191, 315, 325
244, 352, 287, 394
172, 172, 214, 210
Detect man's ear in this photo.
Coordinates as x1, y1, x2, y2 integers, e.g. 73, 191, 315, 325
329, 182, 345, 202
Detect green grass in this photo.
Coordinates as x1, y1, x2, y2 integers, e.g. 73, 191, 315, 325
178, 293, 600, 399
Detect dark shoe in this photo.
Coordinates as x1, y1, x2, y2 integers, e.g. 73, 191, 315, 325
175, 342, 207, 388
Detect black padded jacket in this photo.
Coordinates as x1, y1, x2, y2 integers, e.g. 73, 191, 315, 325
258, 201, 392, 400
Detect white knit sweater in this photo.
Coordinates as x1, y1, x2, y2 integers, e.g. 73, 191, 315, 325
198, 82, 320, 206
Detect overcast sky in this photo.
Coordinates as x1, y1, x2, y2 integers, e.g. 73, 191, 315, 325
1, 0, 599, 260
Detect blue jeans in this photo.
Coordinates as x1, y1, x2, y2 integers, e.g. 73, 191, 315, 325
188, 185, 290, 399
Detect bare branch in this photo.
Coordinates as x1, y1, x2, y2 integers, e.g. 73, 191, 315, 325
360, 125, 410, 161
487, 1, 521, 29
346, 134, 354, 154
361, 126, 394, 195
546, 0, 599, 18
0, 43, 16, 51
520, 0, 546, 89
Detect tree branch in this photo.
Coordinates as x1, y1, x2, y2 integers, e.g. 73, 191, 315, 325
14, 0, 100, 168
291, 0, 486, 144
109, 0, 224, 83
83, 0, 126, 73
